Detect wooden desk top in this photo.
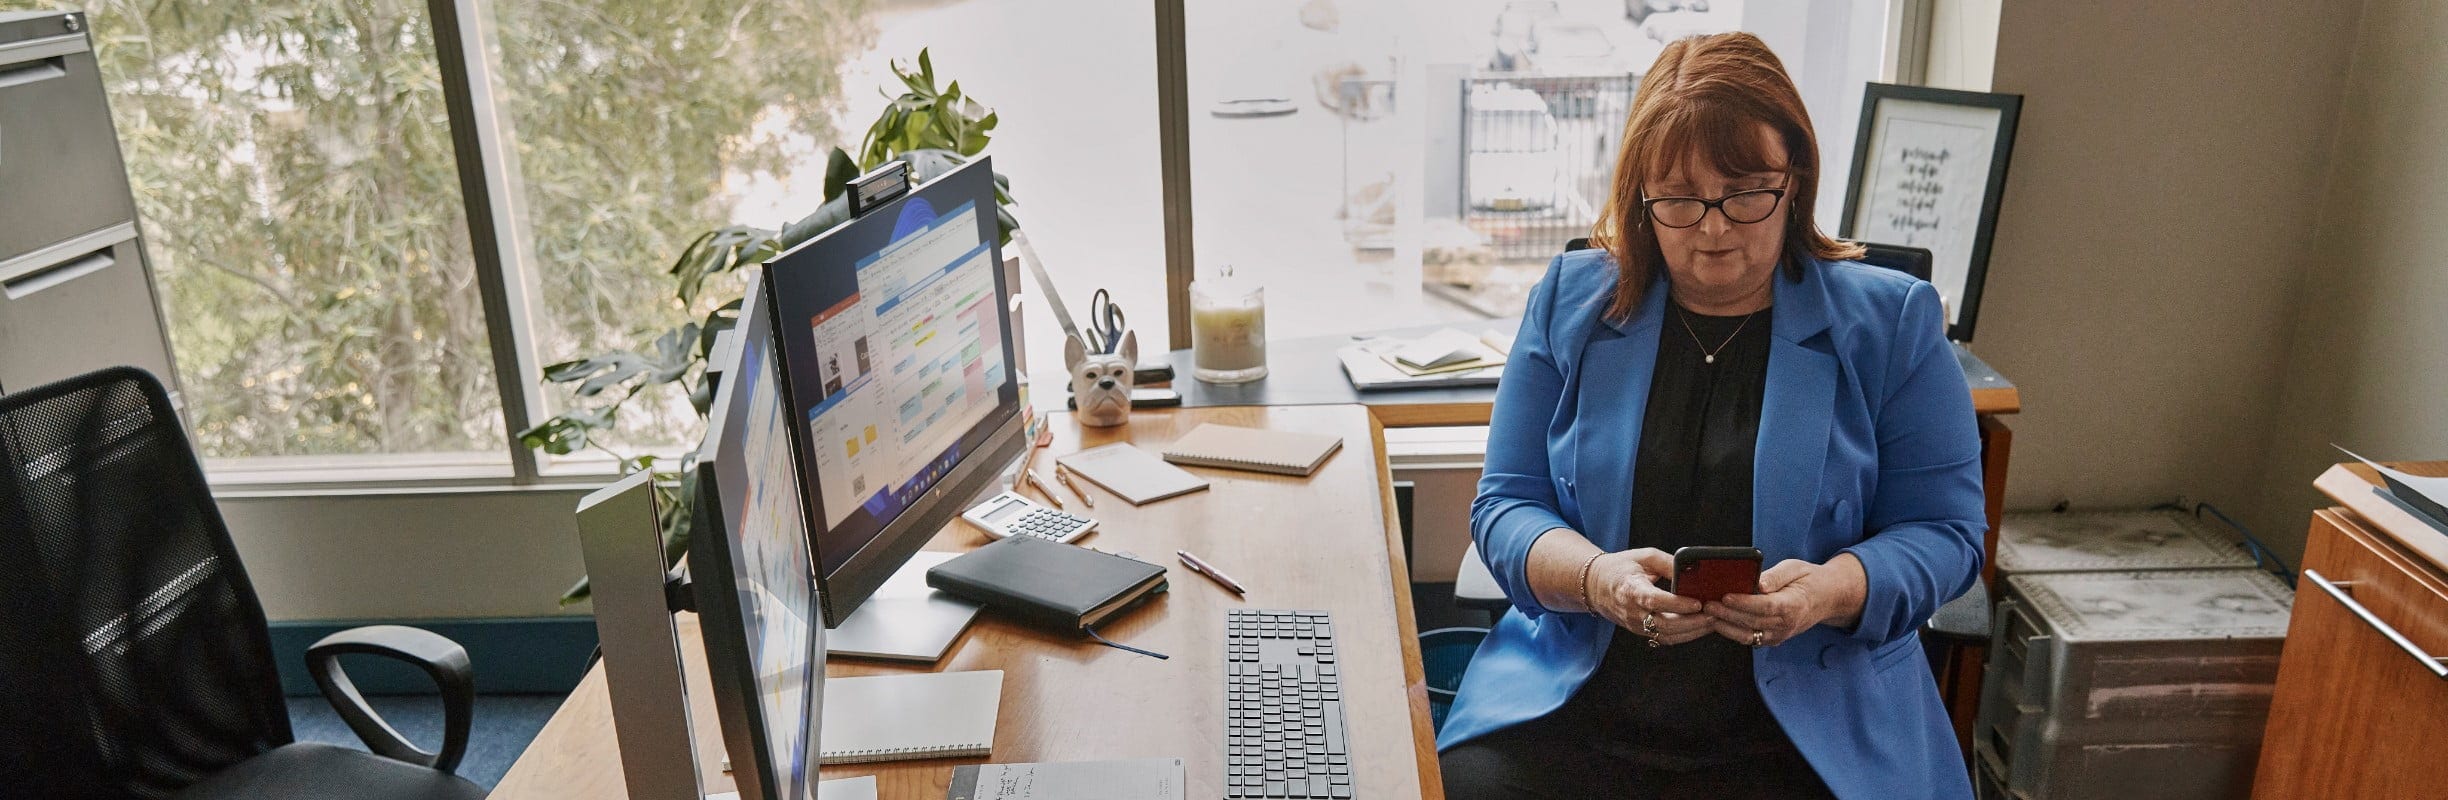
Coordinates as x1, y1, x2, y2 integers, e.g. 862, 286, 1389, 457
491, 405, 1440, 800
1155, 323, 2020, 426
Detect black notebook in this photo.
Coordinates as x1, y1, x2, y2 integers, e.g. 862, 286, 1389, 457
926, 537, 1168, 631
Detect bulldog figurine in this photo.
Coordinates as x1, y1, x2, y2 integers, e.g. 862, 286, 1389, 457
1066, 330, 1136, 428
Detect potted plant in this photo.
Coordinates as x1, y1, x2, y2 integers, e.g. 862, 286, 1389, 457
519, 50, 1015, 604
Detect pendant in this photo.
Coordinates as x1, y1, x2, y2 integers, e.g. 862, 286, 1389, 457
1705, 354, 1715, 364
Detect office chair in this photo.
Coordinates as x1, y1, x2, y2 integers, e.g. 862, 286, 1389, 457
0, 367, 485, 800
1854, 242, 1935, 282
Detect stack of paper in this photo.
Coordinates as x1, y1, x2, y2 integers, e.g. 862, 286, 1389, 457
2339, 446, 2448, 535
1338, 328, 1513, 391
1384, 328, 1508, 376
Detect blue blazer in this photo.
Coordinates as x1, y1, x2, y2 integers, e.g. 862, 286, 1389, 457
1437, 250, 1986, 800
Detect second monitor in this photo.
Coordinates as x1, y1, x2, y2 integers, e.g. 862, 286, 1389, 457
762, 156, 1026, 628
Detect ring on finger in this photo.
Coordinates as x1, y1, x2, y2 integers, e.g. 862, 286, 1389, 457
1750, 629, 1767, 648
1641, 612, 1657, 633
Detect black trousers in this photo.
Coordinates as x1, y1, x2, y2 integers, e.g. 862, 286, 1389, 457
1438, 713, 1839, 800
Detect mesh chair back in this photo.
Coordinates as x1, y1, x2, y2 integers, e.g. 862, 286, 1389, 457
0, 367, 292, 800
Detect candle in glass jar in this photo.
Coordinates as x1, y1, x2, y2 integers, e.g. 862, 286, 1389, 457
1190, 279, 1267, 384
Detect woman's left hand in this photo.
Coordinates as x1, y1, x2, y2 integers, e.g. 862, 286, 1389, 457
1702, 553, 1869, 648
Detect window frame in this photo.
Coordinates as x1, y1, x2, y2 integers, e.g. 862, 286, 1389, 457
192, 0, 1941, 492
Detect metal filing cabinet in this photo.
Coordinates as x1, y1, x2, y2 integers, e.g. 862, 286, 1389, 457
1996, 510, 2261, 579
1976, 569, 2293, 800
0, 9, 178, 393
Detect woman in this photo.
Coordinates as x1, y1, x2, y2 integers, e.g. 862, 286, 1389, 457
1436, 33, 1985, 800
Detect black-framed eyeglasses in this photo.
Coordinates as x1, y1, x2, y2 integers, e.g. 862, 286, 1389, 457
1640, 185, 1788, 229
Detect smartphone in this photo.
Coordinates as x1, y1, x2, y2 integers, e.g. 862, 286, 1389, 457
1672, 546, 1763, 602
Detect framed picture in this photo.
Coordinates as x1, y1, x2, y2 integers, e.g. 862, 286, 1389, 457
1839, 83, 2022, 341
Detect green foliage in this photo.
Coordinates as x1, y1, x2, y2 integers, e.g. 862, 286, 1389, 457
19, 0, 875, 458
516, 49, 1016, 604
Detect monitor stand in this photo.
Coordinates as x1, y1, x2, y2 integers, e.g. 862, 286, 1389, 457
825, 550, 981, 662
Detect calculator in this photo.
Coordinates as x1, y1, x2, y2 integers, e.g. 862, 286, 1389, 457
960, 491, 1097, 544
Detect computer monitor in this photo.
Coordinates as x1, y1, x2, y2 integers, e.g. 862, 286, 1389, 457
762, 157, 1026, 627
691, 268, 825, 800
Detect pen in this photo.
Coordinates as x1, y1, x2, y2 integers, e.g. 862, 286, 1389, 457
1026, 469, 1065, 508
1176, 549, 1247, 595
1055, 464, 1095, 508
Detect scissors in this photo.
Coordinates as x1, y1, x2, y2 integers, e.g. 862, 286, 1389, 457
1086, 288, 1129, 355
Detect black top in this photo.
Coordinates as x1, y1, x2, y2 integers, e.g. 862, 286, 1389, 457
1561, 300, 1792, 771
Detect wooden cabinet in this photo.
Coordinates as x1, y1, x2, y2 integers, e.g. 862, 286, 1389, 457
2253, 465, 2448, 799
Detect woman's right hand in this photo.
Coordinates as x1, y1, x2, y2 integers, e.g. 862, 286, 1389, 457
1587, 548, 1711, 645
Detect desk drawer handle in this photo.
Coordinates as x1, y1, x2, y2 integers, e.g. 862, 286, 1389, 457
2305, 568, 2448, 680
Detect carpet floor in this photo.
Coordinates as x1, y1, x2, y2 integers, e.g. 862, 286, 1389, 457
285, 693, 566, 790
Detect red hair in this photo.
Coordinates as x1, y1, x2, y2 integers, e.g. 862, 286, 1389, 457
1590, 32, 1862, 321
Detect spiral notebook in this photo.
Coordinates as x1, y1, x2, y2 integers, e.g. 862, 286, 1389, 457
818, 670, 1003, 764
1161, 423, 1344, 477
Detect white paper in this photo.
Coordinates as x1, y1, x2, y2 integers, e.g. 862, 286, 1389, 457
1393, 329, 1489, 369
1850, 98, 2003, 325
2336, 446, 2448, 508
704, 776, 876, 800
817, 776, 879, 800
959, 758, 1184, 800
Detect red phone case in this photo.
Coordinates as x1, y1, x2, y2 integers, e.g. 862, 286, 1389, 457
1673, 557, 1762, 601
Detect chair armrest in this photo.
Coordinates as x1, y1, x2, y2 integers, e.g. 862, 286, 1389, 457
304, 625, 475, 775
1920, 579, 1991, 643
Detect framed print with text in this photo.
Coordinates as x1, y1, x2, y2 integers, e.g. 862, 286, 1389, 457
1840, 83, 2021, 342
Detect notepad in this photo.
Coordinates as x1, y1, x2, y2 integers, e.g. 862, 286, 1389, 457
818, 670, 1003, 764
1391, 328, 1490, 370
1056, 443, 1210, 505
947, 758, 1185, 800
1162, 423, 1345, 477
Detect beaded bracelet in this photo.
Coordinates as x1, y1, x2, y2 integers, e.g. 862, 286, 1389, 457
1576, 552, 1604, 613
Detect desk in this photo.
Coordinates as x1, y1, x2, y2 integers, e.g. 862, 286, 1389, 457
2253, 461, 2448, 798
491, 405, 1441, 799
1159, 321, 1504, 429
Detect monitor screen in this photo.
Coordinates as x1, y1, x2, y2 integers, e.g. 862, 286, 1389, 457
693, 269, 823, 800
764, 157, 1023, 625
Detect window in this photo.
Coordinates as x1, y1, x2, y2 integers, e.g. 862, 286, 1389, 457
849, 0, 1168, 392
26, 0, 507, 466
25, 0, 1907, 487
479, 0, 875, 461
1180, 0, 1893, 331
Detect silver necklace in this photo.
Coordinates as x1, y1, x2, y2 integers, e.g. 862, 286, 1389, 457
1676, 305, 1761, 365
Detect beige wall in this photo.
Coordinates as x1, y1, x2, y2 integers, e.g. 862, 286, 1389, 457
1972, 0, 2362, 553
2247, 0, 2448, 564
220, 488, 594, 621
